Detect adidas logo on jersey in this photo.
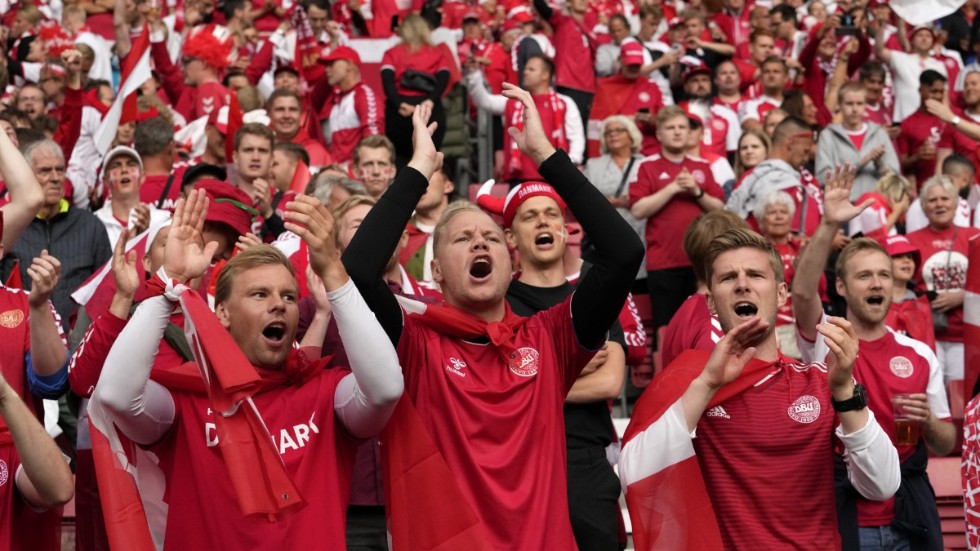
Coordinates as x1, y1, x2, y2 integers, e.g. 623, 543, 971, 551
706, 405, 730, 419
659, 171, 670, 180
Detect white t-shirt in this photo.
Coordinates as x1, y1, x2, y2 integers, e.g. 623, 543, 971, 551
888, 51, 948, 123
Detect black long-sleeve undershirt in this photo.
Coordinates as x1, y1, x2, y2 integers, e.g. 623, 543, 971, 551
342, 166, 428, 346
342, 149, 645, 350
538, 150, 645, 349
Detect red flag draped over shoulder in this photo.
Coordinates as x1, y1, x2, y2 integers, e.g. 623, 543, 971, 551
964, 235, 980, 399
619, 350, 777, 551
89, 288, 325, 550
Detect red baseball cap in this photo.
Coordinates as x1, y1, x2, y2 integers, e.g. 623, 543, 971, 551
194, 179, 256, 237
683, 62, 711, 82
881, 234, 921, 266
475, 179, 566, 229
620, 41, 645, 66
318, 45, 362, 68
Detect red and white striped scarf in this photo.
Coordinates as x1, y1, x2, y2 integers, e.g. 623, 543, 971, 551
509, 91, 568, 177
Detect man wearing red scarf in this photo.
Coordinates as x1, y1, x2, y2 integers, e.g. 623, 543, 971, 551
465, 55, 584, 182
343, 92, 643, 549
621, 218, 899, 550
90, 191, 403, 550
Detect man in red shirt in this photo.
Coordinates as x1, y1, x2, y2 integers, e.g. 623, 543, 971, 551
149, 22, 232, 122
313, 46, 384, 166
587, 41, 665, 157
860, 63, 895, 131
343, 93, 643, 549
732, 29, 775, 95
661, 210, 748, 367
619, 222, 900, 550
793, 167, 955, 549
267, 89, 333, 169
92, 191, 403, 550
465, 55, 584, 181
897, 70, 955, 190
532, 0, 598, 129
710, 0, 754, 47
630, 105, 725, 329
680, 63, 740, 159
738, 56, 789, 127
713, 59, 745, 114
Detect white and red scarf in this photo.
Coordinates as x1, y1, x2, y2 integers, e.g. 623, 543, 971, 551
509, 91, 568, 177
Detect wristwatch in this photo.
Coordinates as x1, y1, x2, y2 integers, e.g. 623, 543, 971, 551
831, 384, 868, 412
951, 115, 962, 127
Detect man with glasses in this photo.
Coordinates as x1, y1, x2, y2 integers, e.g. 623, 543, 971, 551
149, 20, 232, 121
352, 135, 398, 200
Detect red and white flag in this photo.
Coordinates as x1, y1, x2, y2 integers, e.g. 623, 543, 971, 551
93, 25, 153, 156
619, 350, 775, 550
964, 234, 980, 400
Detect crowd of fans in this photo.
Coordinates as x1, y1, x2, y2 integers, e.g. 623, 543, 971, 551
0, 0, 978, 548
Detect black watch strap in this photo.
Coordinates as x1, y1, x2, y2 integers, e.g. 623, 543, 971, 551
831, 384, 868, 412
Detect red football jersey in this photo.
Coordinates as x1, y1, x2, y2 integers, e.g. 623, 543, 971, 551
660, 293, 722, 368
863, 90, 895, 127
0, 446, 62, 551
396, 297, 594, 550
800, 324, 950, 526
548, 11, 599, 93
694, 358, 840, 550
150, 369, 358, 550
897, 111, 954, 188
906, 225, 980, 342
629, 154, 723, 270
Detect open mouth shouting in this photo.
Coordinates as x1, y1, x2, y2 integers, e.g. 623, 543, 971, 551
733, 301, 759, 320
865, 295, 885, 309
261, 321, 287, 346
469, 255, 493, 281
534, 232, 555, 249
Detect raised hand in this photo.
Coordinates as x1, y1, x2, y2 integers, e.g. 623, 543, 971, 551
27, 250, 61, 309
822, 164, 870, 226
284, 195, 347, 291
817, 316, 859, 396
406, 101, 443, 180
502, 83, 557, 166
697, 316, 768, 390
235, 232, 263, 252
163, 189, 218, 284
131, 203, 151, 236
112, 228, 140, 299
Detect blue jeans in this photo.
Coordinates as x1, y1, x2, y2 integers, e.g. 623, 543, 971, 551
859, 526, 911, 551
